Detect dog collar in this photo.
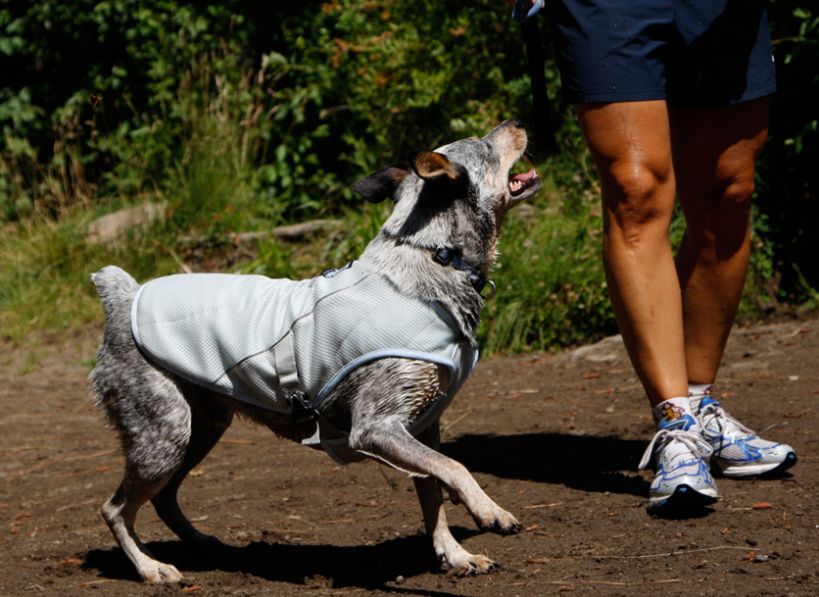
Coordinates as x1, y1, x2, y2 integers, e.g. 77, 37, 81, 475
431, 248, 495, 298
381, 233, 496, 298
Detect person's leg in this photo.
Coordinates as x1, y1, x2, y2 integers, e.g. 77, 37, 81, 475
670, 97, 796, 476
670, 97, 768, 384
577, 100, 718, 511
576, 100, 688, 407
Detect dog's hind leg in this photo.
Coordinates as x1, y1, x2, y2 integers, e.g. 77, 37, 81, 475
99, 379, 195, 583
151, 392, 233, 548
95, 376, 197, 583
102, 467, 184, 584
411, 422, 498, 575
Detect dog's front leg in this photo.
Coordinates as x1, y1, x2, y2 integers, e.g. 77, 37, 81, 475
350, 418, 520, 538
412, 422, 498, 575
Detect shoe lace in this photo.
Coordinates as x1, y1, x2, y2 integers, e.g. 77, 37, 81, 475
638, 428, 713, 470
699, 401, 755, 440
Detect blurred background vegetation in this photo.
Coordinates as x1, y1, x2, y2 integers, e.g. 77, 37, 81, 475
1, 0, 817, 354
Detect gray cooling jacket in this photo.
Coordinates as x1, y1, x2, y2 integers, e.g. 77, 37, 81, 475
131, 261, 478, 463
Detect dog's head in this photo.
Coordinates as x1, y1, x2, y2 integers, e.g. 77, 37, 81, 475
352, 120, 541, 271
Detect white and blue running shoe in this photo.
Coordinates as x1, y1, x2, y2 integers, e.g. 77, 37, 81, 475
639, 427, 719, 514
693, 396, 798, 477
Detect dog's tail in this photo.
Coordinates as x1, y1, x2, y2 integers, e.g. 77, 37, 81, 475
91, 265, 139, 318
89, 266, 141, 426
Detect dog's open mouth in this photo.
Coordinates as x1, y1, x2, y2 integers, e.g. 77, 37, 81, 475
509, 169, 539, 196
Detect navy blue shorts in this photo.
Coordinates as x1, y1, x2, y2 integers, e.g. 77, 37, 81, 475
548, 0, 777, 106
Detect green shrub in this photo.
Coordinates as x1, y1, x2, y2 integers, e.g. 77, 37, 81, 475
759, 3, 819, 299
0, 0, 815, 356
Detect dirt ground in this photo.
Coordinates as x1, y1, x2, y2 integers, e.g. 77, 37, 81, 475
1, 317, 817, 596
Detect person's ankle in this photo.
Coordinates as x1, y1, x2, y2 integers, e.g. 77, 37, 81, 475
688, 383, 713, 411
654, 396, 700, 432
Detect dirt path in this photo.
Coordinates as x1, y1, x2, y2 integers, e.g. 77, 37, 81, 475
1, 319, 817, 596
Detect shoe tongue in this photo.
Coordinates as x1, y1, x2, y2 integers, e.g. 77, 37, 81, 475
654, 397, 701, 434
698, 396, 746, 438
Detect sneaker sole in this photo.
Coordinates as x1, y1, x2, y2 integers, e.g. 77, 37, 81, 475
647, 484, 718, 516
716, 451, 797, 477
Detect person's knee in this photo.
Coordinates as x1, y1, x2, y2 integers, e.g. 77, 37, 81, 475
681, 174, 755, 260
686, 174, 754, 237
706, 148, 758, 211
720, 175, 755, 212
601, 161, 672, 243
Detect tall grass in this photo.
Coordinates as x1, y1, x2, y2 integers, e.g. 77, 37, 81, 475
480, 179, 614, 353
0, 50, 784, 360
0, 57, 272, 348
0, 208, 180, 348
0, 163, 782, 359
167, 58, 270, 234
1, 213, 98, 344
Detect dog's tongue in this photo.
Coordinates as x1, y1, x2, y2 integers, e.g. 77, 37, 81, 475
509, 168, 538, 194
510, 169, 538, 184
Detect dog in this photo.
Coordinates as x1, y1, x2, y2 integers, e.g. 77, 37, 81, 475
89, 120, 542, 583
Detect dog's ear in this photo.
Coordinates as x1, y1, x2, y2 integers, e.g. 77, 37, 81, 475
412, 151, 464, 182
351, 165, 409, 203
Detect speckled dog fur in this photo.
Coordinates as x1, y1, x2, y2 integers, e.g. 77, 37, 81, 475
89, 120, 542, 583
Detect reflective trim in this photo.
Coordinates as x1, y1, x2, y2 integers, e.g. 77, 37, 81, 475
129, 283, 148, 348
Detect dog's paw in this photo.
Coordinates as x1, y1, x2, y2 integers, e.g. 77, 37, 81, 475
443, 553, 497, 576
472, 506, 521, 535
140, 561, 183, 584
490, 509, 521, 535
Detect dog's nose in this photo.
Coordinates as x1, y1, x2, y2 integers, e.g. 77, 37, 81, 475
497, 119, 524, 130
486, 119, 527, 141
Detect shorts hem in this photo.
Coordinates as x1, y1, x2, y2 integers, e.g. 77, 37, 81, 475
562, 82, 776, 107
563, 89, 668, 105
667, 82, 777, 107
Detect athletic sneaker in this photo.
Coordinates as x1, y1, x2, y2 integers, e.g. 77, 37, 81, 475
639, 398, 718, 514
639, 428, 719, 513
692, 395, 798, 477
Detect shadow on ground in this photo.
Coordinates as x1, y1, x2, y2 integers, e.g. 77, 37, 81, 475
443, 432, 649, 496
83, 529, 482, 595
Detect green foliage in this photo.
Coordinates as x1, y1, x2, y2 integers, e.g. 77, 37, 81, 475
2, 0, 536, 224
0, 0, 250, 218
284, 1, 530, 153
758, 2, 819, 298
0, 209, 177, 345
235, 0, 537, 218
0, 0, 816, 355
165, 59, 262, 233
481, 184, 616, 353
